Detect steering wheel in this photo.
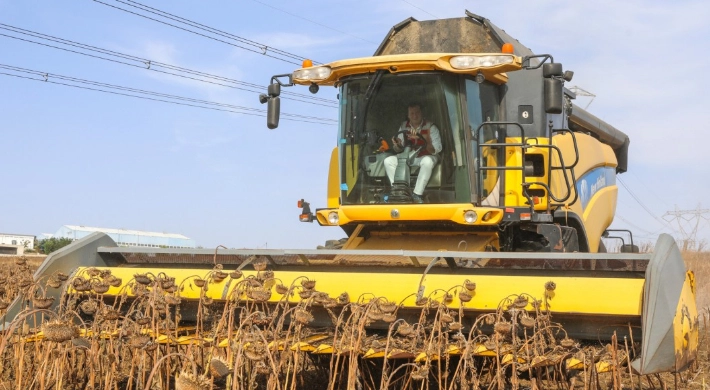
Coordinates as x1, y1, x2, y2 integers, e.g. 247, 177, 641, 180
394, 129, 428, 158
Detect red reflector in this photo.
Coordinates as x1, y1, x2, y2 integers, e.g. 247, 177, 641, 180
532, 196, 540, 205
505, 208, 515, 213
297, 200, 303, 208
520, 213, 531, 220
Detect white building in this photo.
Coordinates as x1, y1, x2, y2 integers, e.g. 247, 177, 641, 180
0, 233, 35, 255
54, 225, 197, 248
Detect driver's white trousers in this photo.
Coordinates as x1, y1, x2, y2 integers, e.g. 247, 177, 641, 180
384, 154, 439, 196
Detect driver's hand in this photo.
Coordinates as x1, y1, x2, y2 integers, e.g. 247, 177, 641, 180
392, 136, 402, 146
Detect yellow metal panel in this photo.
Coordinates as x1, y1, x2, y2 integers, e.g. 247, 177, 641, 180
313, 344, 334, 354
674, 271, 699, 367
291, 342, 316, 352
582, 186, 618, 253
415, 352, 439, 362
293, 53, 521, 86
327, 147, 340, 208
80, 267, 644, 316
343, 145, 359, 197
551, 133, 618, 252
472, 343, 497, 357
317, 204, 503, 226
364, 349, 385, 359
566, 357, 584, 370
501, 354, 526, 365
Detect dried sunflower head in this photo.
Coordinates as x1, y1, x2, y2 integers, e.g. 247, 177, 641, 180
42, 319, 78, 343
378, 301, 398, 313
440, 312, 454, 324
300, 279, 316, 290
520, 316, 536, 329
33, 297, 55, 309
247, 288, 272, 302
106, 275, 123, 288
46, 277, 63, 289
544, 281, 556, 292
209, 357, 230, 379
79, 300, 98, 315
494, 322, 512, 335
127, 334, 151, 349
86, 267, 101, 277
512, 295, 528, 309
91, 281, 110, 294
298, 290, 313, 300
133, 273, 152, 286
411, 366, 429, 381
212, 271, 228, 283
193, 278, 206, 288
275, 283, 289, 295
175, 371, 210, 390
458, 290, 473, 303
397, 322, 414, 336
336, 292, 349, 305
229, 270, 243, 279
464, 279, 476, 291
243, 341, 267, 361
294, 309, 314, 325
252, 259, 268, 271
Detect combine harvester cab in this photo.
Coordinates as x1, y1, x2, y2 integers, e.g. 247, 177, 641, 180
1, 11, 698, 388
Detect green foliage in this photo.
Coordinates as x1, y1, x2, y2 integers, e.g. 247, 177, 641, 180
38, 237, 74, 254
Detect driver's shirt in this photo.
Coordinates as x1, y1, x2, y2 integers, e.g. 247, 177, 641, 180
396, 120, 442, 157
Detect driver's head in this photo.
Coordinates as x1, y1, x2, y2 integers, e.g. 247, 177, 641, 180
407, 102, 423, 127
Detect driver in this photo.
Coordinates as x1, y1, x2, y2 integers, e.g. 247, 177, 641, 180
384, 102, 442, 203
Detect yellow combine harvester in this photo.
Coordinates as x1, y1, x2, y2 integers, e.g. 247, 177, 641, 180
2, 12, 697, 387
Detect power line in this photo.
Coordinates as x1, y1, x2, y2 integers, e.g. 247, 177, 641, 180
0, 64, 337, 125
400, 0, 439, 19
93, 0, 317, 65
0, 24, 336, 108
617, 176, 676, 231
248, 0, 376, 44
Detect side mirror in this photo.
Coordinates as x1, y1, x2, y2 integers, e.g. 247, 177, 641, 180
267, 96, 281, 129
544, 78, 563, 114
268, 83, 281, 97
542, 63, 563, 78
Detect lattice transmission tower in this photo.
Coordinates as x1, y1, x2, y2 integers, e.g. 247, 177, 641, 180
663, 205, 710, 250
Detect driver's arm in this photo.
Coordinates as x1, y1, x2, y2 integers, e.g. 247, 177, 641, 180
391, 126, 405, 152
427, 125, 443, 155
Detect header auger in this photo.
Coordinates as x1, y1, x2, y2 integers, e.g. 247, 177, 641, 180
1, 11, 697, 389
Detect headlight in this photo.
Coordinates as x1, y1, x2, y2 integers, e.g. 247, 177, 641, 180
449, 55, 514, 70
327, 212, 339, 225
464, 210, 478, 224
293, 66, 332, 81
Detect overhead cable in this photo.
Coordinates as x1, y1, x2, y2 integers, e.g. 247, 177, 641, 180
617, 176, 677, 231
0, 24, 336, 108
399, 0, 440, 19
93, 0, 317, 65
0, 64, 336, 125
248, 0, 376, 44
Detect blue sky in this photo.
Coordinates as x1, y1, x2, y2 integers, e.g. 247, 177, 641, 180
1, 0, 709, 249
